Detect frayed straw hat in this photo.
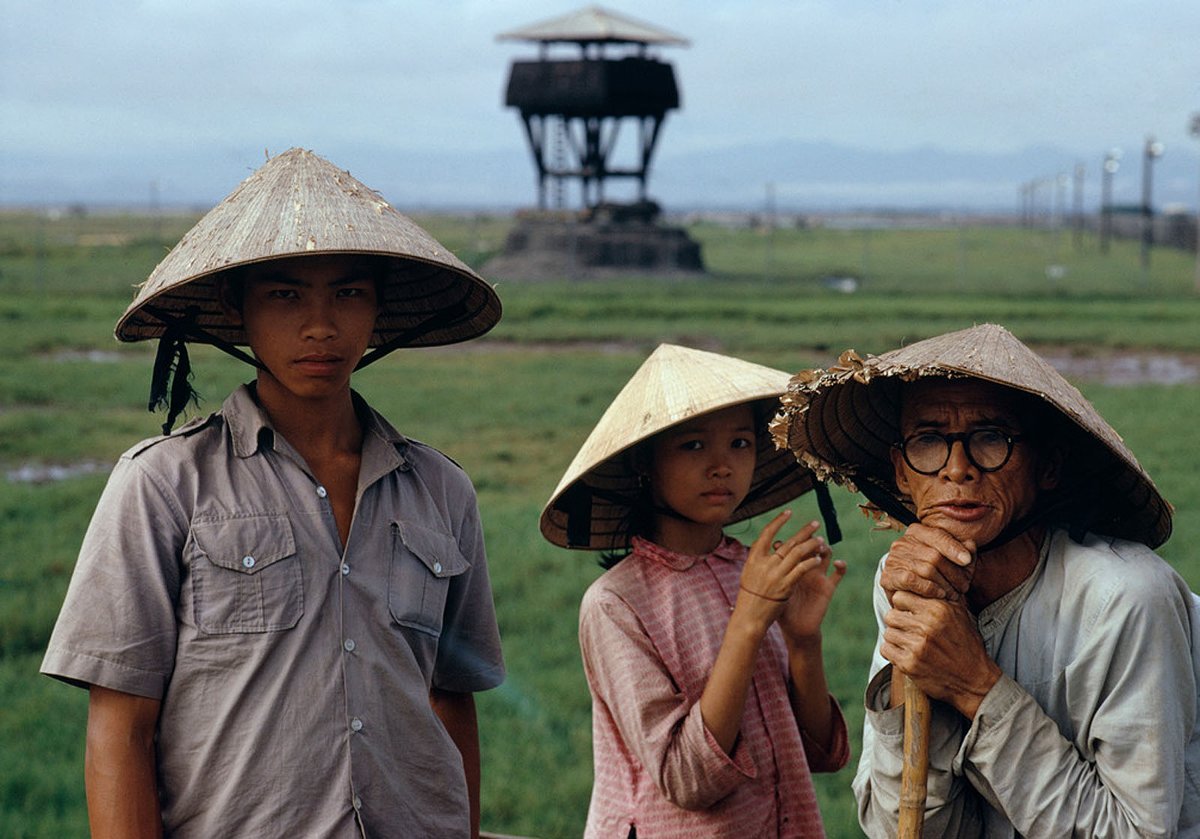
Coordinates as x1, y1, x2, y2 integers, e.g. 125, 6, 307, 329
772, 323, 1171, 549
116, 148, 501, 356
541, 343, 829, 550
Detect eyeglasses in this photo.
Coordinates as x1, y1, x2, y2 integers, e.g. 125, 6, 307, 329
896, 429, 1025, 475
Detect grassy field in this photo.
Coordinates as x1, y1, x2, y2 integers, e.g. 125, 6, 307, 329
2, 209, 1199, 837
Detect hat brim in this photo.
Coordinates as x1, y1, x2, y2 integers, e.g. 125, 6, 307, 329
115, 251, 501, 350
541, 344, 818, 551
115, 148, 501, 350
773, 325, 1172, 549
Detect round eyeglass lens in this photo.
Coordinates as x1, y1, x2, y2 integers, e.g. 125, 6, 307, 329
902, 429, 1015, 474
968, 429, 1011, 469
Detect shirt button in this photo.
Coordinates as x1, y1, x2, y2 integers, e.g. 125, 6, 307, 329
316, 485, 328, 498
341, 563, 350, 576
353, 796, 362, 810
433, 561, 443, 574
350, 717, 364, 732
241, 555, 255, 569
343, 639, 356, 652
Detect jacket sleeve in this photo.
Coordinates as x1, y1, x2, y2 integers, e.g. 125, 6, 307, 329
957, 566, 1196, 838
853, 547, 1199, 838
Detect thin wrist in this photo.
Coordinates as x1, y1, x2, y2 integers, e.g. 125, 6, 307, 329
955, 662, 1002, 720
729, 597, 773, 638
783, 630, 822, 651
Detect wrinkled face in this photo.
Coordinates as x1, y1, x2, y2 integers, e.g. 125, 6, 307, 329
890, 379, 1058, 546
231, 255, 379, 401
648, 403, 757, 530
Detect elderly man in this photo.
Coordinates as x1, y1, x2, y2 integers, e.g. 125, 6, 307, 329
774, 324, 1200, 837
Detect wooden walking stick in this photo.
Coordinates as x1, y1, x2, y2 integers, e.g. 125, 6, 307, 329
898, 674, 931, 838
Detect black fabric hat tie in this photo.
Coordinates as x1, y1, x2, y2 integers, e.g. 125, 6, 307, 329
148, 307, 200, 435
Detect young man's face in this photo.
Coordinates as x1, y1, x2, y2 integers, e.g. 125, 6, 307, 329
648, 403, 757, 530
234, 255, 380, 401
890, 378, 1057, 547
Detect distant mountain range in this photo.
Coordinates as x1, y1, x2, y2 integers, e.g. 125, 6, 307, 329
3, 139, 1196, 215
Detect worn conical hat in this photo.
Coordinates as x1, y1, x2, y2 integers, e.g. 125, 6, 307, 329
772, 323, 1171, 549
541, 343, 817, 550
115, 148, 501, 351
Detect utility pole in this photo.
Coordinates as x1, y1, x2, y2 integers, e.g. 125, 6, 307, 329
1140, 135, 1164, 277
1101, 150, 1121, 254
1072, 163, 1085, 252
1190, 113, 1200, 293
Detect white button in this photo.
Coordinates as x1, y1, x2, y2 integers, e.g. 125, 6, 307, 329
316, 485, 328, 498
242, 555, 255, 568
343, 639, 356, 652
350, 717, 363, 732
341, 563, 350, 576
353, 796, 362, 810
433, 561, 442, 574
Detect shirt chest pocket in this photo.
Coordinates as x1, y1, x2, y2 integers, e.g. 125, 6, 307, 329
388, 521, 469, 637
190, 514, 303, 634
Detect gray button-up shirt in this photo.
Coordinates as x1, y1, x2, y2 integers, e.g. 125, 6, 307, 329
42, 385, 505, 837
854, 529, 1200, 837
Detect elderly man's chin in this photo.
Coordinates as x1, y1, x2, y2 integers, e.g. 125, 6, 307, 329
918, 504, 1005, 547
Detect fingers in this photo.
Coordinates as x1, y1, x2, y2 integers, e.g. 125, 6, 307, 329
882, 523, 976, 602
751, 509, 794, 556
905, 523, 973, 566
772, 520, 822, 562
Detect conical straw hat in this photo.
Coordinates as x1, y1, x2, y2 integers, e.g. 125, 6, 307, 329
772, 323, 1171, 548
115, 148, 501, 352
541, 343, 817, 550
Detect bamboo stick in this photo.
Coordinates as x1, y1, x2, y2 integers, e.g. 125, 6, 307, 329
898, 675, 931, 838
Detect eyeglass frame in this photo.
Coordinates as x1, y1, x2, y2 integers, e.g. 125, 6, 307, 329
894, 429, 1026, 476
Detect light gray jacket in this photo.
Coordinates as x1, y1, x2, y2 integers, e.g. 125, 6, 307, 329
854, 529, 1200, 838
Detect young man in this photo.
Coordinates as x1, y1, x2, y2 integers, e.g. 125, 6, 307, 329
775, 323, 1200, 837
42, 149, 505, 838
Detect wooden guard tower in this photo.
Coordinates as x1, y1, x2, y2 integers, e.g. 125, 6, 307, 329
498, 6, 688, 212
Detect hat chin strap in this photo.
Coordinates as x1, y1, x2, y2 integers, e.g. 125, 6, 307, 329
141, 305, 265, 434
355, 297, 485, 371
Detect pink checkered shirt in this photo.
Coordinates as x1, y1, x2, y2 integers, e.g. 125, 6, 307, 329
579, 535, 849, 838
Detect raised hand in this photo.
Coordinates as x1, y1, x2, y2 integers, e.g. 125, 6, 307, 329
735, 512, 827, 629
881, 522, 976, 606
777, 537, 846, 643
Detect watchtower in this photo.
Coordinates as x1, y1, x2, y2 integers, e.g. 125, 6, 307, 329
498, 6, 688, 212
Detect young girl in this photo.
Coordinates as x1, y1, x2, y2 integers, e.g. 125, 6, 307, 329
540, 343, 849, 838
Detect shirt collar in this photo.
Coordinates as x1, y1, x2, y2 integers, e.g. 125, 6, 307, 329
223, 384, 273, 458
632, 534, 744, 571
222, 384, 412, 474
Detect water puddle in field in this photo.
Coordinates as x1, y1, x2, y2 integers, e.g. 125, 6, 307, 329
44, 350, 124, 363
6, 461, 109, 484
1043, 352, 1200, 386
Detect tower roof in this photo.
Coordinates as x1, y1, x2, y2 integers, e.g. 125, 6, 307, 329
497, 5, 689, 47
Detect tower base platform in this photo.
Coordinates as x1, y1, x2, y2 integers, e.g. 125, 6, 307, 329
485, 202, 705, 281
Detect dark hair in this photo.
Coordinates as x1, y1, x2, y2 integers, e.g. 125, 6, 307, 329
598, 442, 656, 569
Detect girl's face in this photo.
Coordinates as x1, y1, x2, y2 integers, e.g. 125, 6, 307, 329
647, 403, 757, 553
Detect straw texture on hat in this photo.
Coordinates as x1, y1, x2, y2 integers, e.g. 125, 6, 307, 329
540, 344, 816, 550
772, 323, 1172, 549
115, 148, 501, 351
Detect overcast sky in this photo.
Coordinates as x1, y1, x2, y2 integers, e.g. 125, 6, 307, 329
2, 0, 1198, 209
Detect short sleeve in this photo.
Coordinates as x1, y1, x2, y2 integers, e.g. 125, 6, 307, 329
41, 456, 189, 698
430, 480, 505, 693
